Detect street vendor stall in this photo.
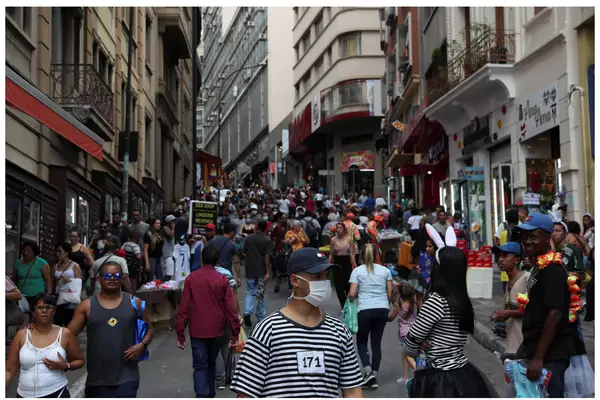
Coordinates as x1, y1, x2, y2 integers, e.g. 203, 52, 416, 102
378, 229, 404, 265
136, 280, 183, 332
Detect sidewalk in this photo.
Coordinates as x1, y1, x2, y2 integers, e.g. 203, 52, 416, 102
471, 272, 595, 369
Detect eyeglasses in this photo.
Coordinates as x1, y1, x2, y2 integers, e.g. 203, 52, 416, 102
35, 305, 55, 312
103, 272, 122, 281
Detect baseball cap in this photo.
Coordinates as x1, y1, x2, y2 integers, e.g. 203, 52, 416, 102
516, 212, 553, 233
287, 247, 338, 275
206, 223, 216, 231
374, 215, 384, 222
492, 242, 522, 256
165, 215, 176, 223
346, 213, 355, 219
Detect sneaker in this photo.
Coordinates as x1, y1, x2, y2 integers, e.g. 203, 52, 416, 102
274, 285, 280, 293
243, 314, 252, 328
370, 377, 379, 389
397, 377, 409, 385
217, 381, 226, 390
362, 372, 377, 388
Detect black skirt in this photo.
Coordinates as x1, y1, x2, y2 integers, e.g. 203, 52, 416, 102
410, 362, 499, 398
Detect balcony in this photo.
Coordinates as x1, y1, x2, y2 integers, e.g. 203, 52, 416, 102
51, 64, 115, 140
320, 79, 381, 125
156, 7, 191, 61
428, 30, 516, 104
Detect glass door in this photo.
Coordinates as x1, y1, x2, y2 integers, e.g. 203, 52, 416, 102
492, 164, 513, 231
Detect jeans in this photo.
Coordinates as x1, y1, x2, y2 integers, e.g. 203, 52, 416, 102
191, 337, 222, 398
147, 257, 164, 281
85, 381, 139, 398
244, 278, 266, 321
215, 325, 232, 384
545, 359, 570, 398
356, 308, 389, 372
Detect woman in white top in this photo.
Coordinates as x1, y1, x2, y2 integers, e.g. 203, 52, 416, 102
348, 244, 393, 390
5, 293, 84, 398
52, 243, 82, 327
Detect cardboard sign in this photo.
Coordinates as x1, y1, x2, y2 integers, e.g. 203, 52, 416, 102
188, 201, 218, 235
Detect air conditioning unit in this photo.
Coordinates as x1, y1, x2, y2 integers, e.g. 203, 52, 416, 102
259, 33, 266, 41
212, 21, 217, 28
246, 21, 255, 27
395, 80, 403, 97
398, 56, 409, 72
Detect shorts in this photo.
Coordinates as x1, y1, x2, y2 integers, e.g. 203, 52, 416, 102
399, 336, 406, 348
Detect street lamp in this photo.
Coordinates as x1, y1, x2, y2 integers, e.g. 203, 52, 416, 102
215, 61, 267, 187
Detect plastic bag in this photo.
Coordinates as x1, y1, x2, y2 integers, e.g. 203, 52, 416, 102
235, 327, 247, 353
131, 296, 150, 361
342, 298, 358, 334
57, 278, 82, 306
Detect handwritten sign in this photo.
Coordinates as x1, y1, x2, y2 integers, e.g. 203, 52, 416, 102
517, 81, 559, 140
188, 201, 218, 235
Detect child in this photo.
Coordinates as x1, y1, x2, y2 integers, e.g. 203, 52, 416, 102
389, 282, 418, 384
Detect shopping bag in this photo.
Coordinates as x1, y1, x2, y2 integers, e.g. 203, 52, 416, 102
235, 327, 247, 353
342, 298, 358, 334
56, 278, 82, 306
131, 296, 150, 361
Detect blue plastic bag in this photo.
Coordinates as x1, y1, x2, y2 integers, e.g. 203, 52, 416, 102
342, 298, 358, 334
131, 296, 150, 361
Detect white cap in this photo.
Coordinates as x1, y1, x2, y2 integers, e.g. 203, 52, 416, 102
165, 215, 176, 223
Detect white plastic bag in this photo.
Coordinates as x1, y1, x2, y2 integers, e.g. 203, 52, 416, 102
57, 278, 82, 306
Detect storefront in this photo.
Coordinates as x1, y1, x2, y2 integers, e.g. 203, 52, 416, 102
129, 177, 151, 222
6, 162, 61, 270
196, 149, 222, 190
49, 166, 102, 246
143, 177, 165, 218
92, 171, 122, 222
340, 151, 375, 194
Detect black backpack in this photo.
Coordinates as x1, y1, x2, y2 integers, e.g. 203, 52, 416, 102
304, 218, 318, 239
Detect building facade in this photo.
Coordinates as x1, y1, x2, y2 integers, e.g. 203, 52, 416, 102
5, 6, 198, 268
200, 7, 269, 186
288, 7, 385, 195
384, 6, 595, 249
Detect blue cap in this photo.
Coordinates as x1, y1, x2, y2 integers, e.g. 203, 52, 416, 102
515, 212, 553, 233
287, 247, 338, 275
492, 242, 522, 256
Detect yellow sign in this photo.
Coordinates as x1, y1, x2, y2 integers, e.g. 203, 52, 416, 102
107, 317, 118, 327
392, 120, 405, 132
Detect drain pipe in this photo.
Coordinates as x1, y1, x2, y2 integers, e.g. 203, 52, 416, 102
563, 8, 586, 221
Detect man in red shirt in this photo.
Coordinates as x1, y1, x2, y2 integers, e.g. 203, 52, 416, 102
176, 246, 240, 398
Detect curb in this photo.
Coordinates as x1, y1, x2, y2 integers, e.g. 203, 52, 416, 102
472, 319, 506, 356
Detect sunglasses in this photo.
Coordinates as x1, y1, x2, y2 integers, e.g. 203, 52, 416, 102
35, 305, 55, 312
103, 272, 122, 281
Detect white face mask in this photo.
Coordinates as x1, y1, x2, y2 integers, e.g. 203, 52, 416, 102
290, 275, 332, 307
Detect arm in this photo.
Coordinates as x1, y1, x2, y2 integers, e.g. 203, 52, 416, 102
139, 297, 154, 346
348, 282, 358, 301
342, 387, 363, 398
403, 295, 445, 357
388, 303, 400, 322
43, 263, 53, 295
62, 329, 85, 370
5, 330, 23, 388
66, 300, 89, 336
73, 264, 83, 279
264, 245, 272, 280
144, 243, 150, 271
6, 286, 22, 302
386, 279, 393, 303
176, 277, 192, 346
233, 254, 242, 286
123, 297, 154, 360
82, 246, 95, 266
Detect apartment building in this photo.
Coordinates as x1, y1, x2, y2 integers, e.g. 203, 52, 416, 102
5, 7, 198, 267
383, 6, 594, 249
200, 7, 268, 185
288, 7, 385, 195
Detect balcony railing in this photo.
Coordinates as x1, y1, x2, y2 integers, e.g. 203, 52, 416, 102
51, 64, 115, 128
428, 30, 516, 104
320, 79, 378, 123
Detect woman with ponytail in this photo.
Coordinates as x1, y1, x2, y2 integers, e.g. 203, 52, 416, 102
348, 244, 393, 390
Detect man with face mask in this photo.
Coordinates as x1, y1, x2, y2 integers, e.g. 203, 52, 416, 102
230, 247, 363, 398
515, 213, 574, 397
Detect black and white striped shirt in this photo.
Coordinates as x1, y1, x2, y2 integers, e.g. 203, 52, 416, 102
404, 292, 469, 370
230, 311, 364, 398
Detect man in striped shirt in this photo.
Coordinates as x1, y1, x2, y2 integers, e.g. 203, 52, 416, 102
230, 247, 364, 398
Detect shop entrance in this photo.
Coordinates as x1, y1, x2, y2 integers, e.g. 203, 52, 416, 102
455, 167, 486, 250
344, 169, 374, 195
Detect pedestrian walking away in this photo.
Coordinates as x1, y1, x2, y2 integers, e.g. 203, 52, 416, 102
67, 261, 153, 398
230, 247, 364, 398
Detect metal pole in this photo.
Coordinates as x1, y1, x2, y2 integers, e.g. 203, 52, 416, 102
121, 7, 135, 222
192, 7, 199, 199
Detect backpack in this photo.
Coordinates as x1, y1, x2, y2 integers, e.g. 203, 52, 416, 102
304, 218, 318, 239
502, 222, 513, 243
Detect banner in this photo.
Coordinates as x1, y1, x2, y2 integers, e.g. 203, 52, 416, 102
457, 166, 485, 181
188, 201, 218, 235
340, 151, 375, 172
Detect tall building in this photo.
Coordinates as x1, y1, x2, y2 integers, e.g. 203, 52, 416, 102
5, 7, 198, 267
384, 7, 595, 248
288, 7, 385, 195
200, 7, 269, 185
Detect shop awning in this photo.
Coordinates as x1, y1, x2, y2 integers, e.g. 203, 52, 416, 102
196, 149, 221, 165
5, 66, 104, 160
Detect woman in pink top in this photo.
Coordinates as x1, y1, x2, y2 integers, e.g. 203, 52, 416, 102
329, 222, 356, 307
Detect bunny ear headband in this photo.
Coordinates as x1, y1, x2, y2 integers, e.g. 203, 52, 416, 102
425, 224, 457, 264
548, 210, 569, 233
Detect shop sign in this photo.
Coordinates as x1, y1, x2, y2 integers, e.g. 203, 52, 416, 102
457, 166, 485, 181
517, 81, 559, 141
428, 136, 446, 163
188, 201, 218, 235
340, 151, 375, 172
462, 116, 490, 156
588, 65, 594, 159
523, 192, 541, 206
312, 94, 321, 133
392, 120, 405, 132
290, 102, 312, 151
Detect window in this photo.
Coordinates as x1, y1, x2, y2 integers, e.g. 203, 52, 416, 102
302, 33, 311, 54
315, 14, 324, 37
295, 84, 300, 102
315, 57, 324, 80
534, 7, 546, 15
340, 33, 360, 57
123, 8, 134, 35
145, 115, 152, 170
340, 81, 363, 105
302, 73, 311, 94
295, 45, 299, 62
6, 7, 32, 36
145, 14, 152, 66
327, 47, 333, 66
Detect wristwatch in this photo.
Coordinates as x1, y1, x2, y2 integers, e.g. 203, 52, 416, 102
63, 362, 71, 372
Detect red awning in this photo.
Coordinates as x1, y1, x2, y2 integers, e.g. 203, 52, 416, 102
196, 149, 221, 165
5, 67, 104, 160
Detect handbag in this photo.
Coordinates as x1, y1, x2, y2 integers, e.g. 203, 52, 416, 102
55, 262, 82, 306
130, 295, 150, 361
